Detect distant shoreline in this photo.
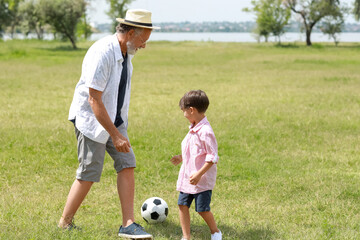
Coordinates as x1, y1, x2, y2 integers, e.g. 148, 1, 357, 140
3, 32, 360, 43
94, 21, 360, 33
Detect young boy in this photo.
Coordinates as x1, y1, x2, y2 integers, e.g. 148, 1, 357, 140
171, 90, 222, 240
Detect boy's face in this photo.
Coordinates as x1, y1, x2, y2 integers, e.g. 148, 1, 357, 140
182, 107, 196, 124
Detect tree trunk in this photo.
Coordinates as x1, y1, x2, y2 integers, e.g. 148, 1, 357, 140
35, 25, 44, 40
69, 36, 77, 49
306, 28, 312, 46
10, 24, 15, 39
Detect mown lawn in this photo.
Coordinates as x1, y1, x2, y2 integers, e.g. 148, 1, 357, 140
0, 39, 360, 239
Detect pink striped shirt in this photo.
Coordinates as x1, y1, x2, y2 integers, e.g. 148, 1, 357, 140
176, 117, 219, 194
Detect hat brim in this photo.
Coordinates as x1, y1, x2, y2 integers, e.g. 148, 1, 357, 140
116, 18, 160, 30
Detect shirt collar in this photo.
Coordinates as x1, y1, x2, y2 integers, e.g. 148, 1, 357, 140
189, 116, 208, 133
113, 33, 122, 62
113, 33, 135, 62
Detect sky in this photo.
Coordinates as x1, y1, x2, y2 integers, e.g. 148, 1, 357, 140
88, 0, 357, 25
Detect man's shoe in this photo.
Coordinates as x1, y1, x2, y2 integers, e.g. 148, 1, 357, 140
66, 221, 81, 231
211, 230, 222, 240
59, 219, 81, 231
118, 222, 153, 239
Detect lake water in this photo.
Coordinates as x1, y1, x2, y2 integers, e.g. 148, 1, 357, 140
93, 32, 360, 43
4, 32, 360, 43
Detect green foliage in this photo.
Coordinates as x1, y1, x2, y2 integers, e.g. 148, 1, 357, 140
284, 0, 345, 46
0, 0, 21, 37
355, 0, 360, 20
245, 0, 291, 43
0, 0, 11, 35
18, 0, 44, 39
39, 0, 86, 49
76, 12, 92, 40
320, 15, 344, 46
106, 0, 134, 31
1, 40, 360, 239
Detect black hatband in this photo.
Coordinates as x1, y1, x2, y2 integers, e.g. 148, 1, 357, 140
124, 19, 153, 27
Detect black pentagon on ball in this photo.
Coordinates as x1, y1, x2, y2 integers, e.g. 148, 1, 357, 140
153, 199, 162, 206
165, 207, 169, 216
142, 203, 147, 211
151, 211, 160, 220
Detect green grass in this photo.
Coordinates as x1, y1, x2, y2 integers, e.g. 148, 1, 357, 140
1, 39, 360, 239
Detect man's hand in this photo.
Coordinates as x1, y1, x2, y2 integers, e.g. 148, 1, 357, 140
170, 155, 182, 166
111, 134, 131, 153
88, 88, 131, 153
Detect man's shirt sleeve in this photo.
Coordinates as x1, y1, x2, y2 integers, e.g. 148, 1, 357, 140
83, 47, 111, 92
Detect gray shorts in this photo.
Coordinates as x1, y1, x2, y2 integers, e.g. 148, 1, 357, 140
75, 125, 136, 182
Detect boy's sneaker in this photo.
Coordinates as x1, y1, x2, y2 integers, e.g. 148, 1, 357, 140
118, 222, 153, 239
211, 230, 222, 240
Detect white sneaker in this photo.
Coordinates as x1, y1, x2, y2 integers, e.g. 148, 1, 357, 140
211, 230, 222, 240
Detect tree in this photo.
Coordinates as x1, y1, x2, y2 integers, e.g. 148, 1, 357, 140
106, 0, 134, 30
76, 0, 92, 40
283, 0, 343, 46
19, 0, 44, 39
40, 0, 86, 49
355, 0, 360, 20
4, 0, 22, 38
0, 0, 12, 37
77, 12, 92, 40
244, 0, 291, 43
320, 15, 344, 46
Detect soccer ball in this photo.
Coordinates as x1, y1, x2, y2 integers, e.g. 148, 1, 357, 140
141, 197, 169, 224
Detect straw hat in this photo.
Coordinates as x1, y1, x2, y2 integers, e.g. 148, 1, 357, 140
116, 9, 160, 30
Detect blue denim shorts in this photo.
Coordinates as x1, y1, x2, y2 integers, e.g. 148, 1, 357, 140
178, 190, 212, 212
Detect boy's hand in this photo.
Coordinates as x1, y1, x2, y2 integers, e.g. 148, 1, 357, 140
170, 155, 182, 166
189, 172, 202, 185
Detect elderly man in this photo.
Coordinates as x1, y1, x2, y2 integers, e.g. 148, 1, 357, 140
58, 9, 159, 239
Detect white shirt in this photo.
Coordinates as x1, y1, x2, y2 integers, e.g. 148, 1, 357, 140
68, 34, 134, 144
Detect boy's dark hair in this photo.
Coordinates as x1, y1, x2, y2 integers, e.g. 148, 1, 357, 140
179, 90, 209, 113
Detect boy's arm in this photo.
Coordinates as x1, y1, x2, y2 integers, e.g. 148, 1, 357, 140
189, 162, 214, 185
170, 155, 182, 166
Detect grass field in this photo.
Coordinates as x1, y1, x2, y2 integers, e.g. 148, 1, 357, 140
0, 39, 360, 240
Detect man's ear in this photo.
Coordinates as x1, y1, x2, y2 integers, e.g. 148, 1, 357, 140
126, 29, 135, 39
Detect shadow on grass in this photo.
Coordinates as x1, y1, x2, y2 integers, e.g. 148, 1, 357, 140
275, 43, 300, 48
36, 46, 87, 52
144, 221, 278, 240
274, 42, 360, 49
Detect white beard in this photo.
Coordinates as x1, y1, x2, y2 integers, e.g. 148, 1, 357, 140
126, 41, 137, 55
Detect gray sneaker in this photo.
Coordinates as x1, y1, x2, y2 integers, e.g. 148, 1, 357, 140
118, 222, 153, 239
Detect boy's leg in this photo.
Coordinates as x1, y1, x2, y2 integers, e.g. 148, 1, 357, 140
178, 192, 194, 239
117, 167, 135, 227
194, 190, 220, 234
198, 211, 219, 234
179, 205, 191, 239
58, 179, 93, 228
